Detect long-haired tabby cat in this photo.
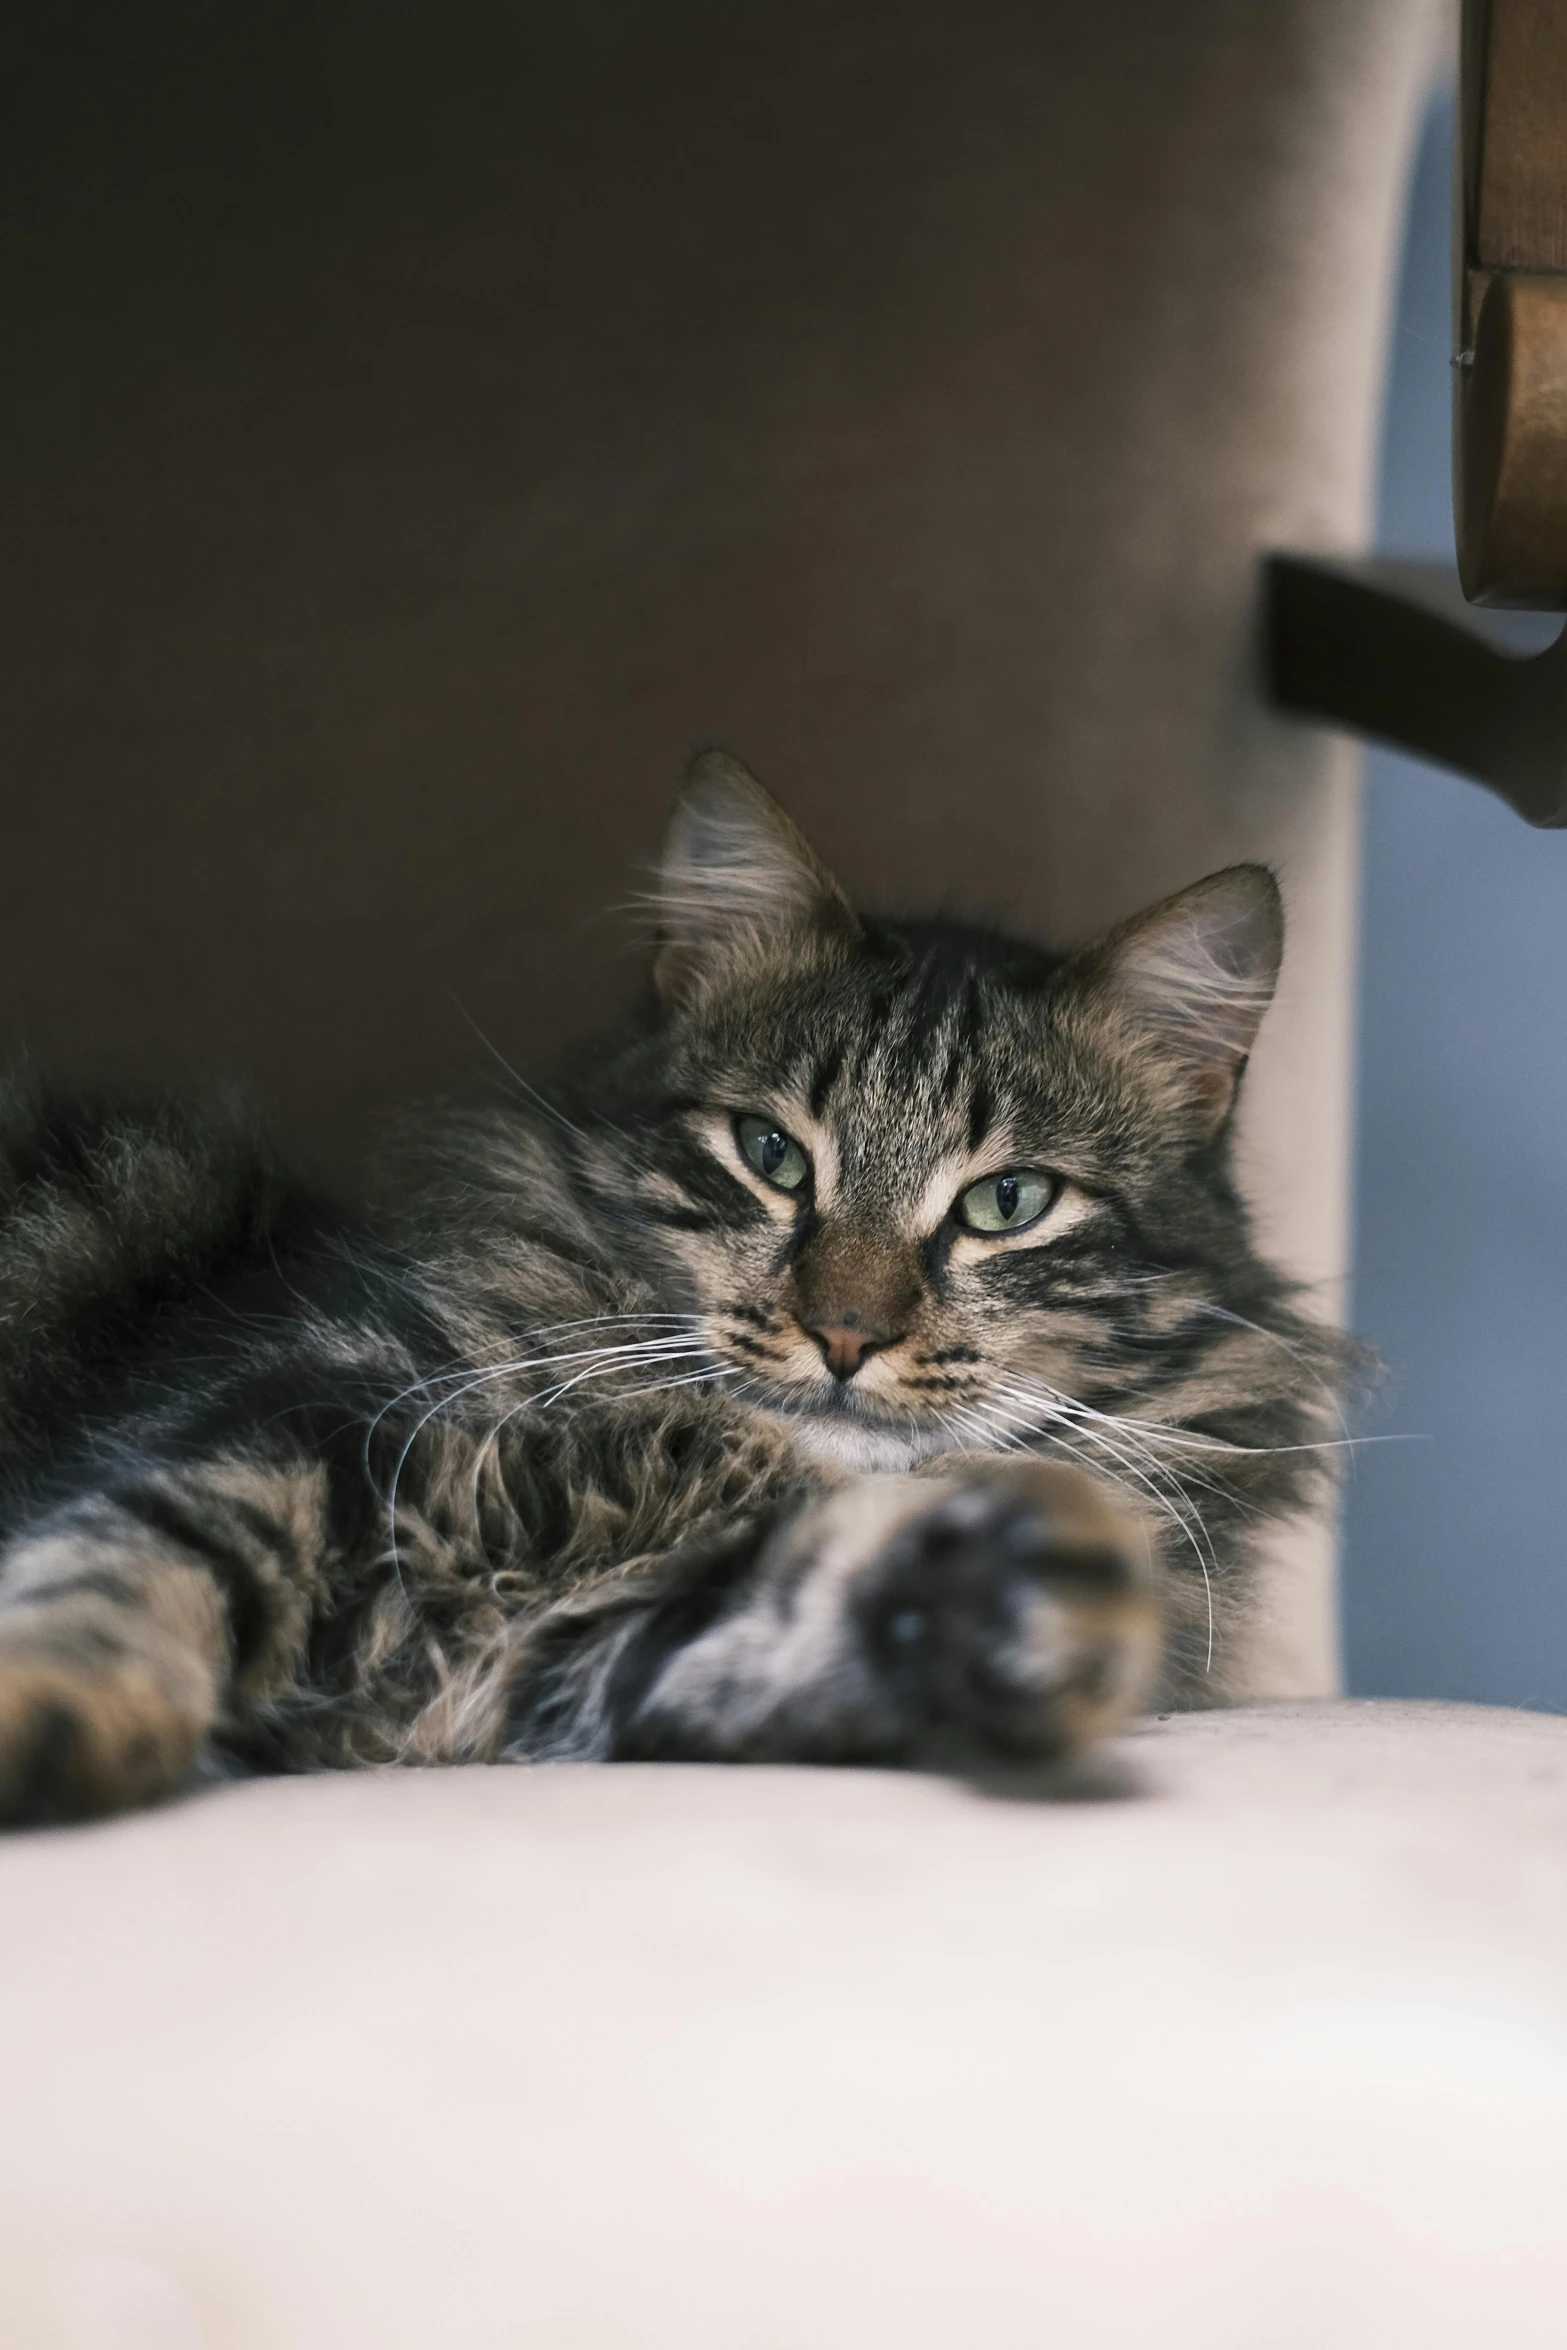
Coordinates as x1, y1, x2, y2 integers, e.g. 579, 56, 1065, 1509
0, 753, 1346, 1823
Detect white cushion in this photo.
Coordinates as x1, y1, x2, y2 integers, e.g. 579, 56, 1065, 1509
3, 1699, 1565, 2348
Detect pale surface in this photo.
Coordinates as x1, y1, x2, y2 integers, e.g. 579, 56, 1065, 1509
2, 1699, 1564, 2349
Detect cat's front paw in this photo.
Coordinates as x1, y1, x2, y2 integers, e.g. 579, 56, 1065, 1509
853, 1459, 1160, 1764
614, 1456, 1161, 1767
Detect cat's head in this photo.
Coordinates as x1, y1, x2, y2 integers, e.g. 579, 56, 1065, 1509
615, 750, 1292, 1475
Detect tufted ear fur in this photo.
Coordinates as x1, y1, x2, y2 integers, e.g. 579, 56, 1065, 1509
652, 751, 860, 1004
1065, 865, 1284, 1140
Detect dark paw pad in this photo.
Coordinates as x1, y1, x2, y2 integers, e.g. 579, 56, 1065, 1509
856, 1483, 1151, 1762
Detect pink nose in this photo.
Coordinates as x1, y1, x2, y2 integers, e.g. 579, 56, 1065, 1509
804, 1321, 898, 1381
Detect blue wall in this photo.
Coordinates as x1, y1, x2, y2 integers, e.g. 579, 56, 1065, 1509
1342, 97, 1567, 1709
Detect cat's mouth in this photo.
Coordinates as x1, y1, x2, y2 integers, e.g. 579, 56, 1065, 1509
760, 1383, 908, 1426
761, 1391, 959, 1472
738, 1376, 964, 1469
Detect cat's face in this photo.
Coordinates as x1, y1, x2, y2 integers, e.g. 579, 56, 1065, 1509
631, 754, 1284, 1474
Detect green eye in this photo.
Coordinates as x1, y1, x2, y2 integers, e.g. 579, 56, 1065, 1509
735, 1113, 811, 1193
957, 1169, 1055, 1235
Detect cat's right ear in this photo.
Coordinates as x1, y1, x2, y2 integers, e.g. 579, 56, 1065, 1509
1060, 864, 1284, 1141
652, 751, 860, 1004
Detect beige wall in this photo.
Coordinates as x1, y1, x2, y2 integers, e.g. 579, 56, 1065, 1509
0, 0, 1444, 1690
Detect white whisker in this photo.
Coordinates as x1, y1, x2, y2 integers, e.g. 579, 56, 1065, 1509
465, 1357, 735, 1520
447, 993, 599, 1147
383, 1335, 719, 1581
979, 1378, 1219, 1672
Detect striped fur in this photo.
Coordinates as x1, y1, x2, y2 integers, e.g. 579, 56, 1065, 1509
0, 755, 1349, 1821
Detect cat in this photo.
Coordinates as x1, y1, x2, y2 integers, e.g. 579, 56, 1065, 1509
0, 752, 1347, 1823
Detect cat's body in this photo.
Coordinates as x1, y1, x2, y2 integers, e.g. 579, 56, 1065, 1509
0, 757, 1347, 1822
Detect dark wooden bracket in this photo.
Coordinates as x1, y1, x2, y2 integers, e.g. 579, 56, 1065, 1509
1265, 8, 1567, 828
1265, 555, 1567, 828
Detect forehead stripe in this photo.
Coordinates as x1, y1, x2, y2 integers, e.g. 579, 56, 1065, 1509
936, 1031, 966, 1104
808, 1042, 845, 1117
966, 1072, 993, 1151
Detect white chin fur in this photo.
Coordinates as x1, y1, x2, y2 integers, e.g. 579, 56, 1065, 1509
777, 1413, 958, 1475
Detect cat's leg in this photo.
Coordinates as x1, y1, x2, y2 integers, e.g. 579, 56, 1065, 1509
0, 1455, 326, 1824
513, 1457, 1161, 1767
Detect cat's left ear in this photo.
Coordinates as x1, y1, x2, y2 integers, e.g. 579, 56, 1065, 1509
652, 750, 860, 1004
1064, 865, 1283, 1139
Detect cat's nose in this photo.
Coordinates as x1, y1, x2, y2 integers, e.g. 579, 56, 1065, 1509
803, 1317, 900, 1381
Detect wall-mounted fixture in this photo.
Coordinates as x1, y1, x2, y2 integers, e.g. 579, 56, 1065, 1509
1269, 0, 1567, 819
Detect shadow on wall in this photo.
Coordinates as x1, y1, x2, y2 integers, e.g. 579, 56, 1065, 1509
1343, 93, 1567, 1712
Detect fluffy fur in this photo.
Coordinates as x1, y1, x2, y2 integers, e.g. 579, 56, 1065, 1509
0, 753, 1349, 1822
